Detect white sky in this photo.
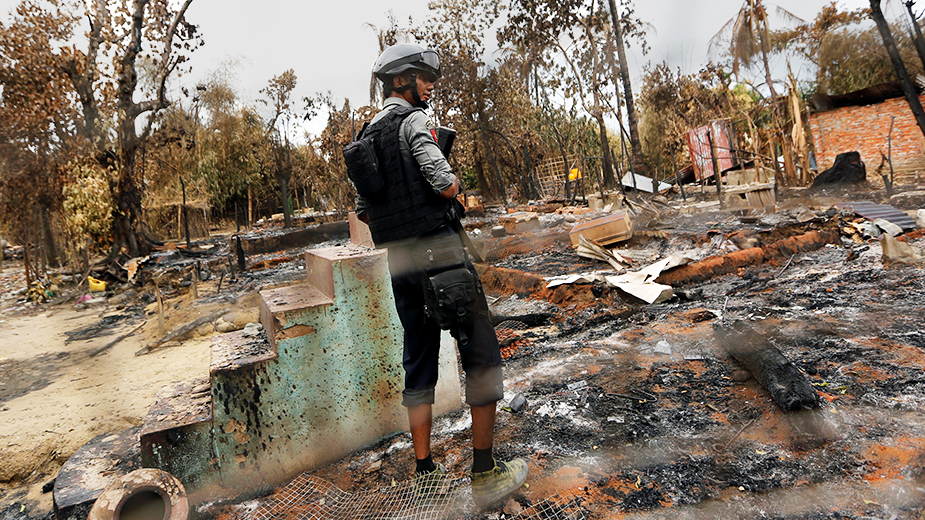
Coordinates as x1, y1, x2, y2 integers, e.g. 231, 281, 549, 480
0, 0, 907, 135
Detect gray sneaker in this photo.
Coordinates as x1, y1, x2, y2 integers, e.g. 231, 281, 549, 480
413, 462, 447, 498
470, 458, 528, 508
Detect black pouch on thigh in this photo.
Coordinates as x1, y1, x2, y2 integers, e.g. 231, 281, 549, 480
423, 267, 479, 333
411, 234, 480, 339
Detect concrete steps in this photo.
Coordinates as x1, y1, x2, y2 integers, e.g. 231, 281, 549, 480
139, 377, 217, 503
56, 242, 463, 516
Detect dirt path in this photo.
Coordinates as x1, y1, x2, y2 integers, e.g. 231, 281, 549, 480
0, 259, 250, 519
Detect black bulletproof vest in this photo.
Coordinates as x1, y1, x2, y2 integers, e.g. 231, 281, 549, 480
363, 106, 452, 245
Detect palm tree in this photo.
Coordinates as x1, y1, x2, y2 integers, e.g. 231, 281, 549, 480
710, 0, 802, 184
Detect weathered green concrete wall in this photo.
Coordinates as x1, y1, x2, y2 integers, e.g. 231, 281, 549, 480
143, 245, 462, 506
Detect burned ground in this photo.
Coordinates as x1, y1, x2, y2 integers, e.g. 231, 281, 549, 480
207, 195, 925, 520
2, 187, 925, 520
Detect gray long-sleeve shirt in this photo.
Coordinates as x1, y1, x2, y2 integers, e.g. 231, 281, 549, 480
354, 97, 454, 215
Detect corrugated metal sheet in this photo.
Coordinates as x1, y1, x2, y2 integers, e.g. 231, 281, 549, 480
834, 201, 918, 231
686, 120, 736, 181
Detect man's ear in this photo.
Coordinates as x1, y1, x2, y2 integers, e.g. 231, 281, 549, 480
392, 75, 405, 89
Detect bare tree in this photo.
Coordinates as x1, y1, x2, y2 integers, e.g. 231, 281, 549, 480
905, 1, 925, 71
871, 0, 925, 138
261, 70, 299, 228
606, 0, 647, 176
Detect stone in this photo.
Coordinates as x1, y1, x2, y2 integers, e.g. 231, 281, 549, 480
107, 290, 137, 306
539, 215, 565, 228
503, 498, 523, 516
918, 209, 925, 230
214, 317, 238, 333
881, 233, 925, 264
654, 340, 672, 355
241, 322, 263, 337
490, 226, 507, 238
731, 369, 753, 382
588, 193, 604, 212
890, 190, 925, 210
230, 309, 260, 329
195, 323, 214, 337
499, 212, 541, 235
508, 393, 527, 412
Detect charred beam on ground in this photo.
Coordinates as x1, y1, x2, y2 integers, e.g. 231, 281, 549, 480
714, 320, 820, 412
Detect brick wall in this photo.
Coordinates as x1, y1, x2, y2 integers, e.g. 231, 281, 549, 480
808, 94, 925, 186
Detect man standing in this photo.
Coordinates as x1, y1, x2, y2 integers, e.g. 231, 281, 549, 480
349, 43, 527, 508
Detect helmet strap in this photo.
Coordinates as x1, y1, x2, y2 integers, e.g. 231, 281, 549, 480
407, 72, 429, 109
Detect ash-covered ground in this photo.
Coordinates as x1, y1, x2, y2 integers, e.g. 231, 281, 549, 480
4, 187, 923, 520
212, 194, 925, 520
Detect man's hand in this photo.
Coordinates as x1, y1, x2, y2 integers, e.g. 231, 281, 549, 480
439, 175, 460, 199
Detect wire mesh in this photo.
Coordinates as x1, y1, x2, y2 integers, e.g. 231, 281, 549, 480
230, 472, 592, 520
534, 154, 580, 199
495, 320, 530, 332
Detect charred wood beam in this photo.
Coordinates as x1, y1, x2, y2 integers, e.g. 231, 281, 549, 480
714, 320, 820, 412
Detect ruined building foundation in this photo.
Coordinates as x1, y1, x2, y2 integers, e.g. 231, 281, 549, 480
54, 244, 462, 518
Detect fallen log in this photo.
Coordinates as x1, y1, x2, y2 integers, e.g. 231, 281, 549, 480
135, 311, 225, 356
713, 320, 820, 411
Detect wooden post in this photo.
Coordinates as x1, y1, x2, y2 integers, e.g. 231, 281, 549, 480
888, 115, 896, 186
190, 263, 199, 300
181, 176, 191, 247
708, 130, 725, 209
23, 242, 32, 289
670, 148, 686, 201
770, 140, 782, 200
235, 236, 246, 272
248, 186, 254, 228
156, 285, 166, 336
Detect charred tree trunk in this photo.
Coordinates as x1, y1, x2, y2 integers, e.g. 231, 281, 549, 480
582, 15, 616, 189
714, 320, 820, 412
607, 0, 647, 176
473, 154, 490, 196
112, 0, 192, 257
486, 128, 529, 199
278, 175, 292, 228
605, 26, 628, 178
906, 1, 925, 71
872, 0, 925, 139
594, 113, 616, 189
39, 203, 59, 268
180, 176, 191, 245
479, 123, 507, 205
273, 141, 293, 229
